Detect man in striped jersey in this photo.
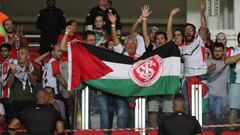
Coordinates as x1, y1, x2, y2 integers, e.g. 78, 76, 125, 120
43, 45, 67, 98
225, 32, 240, 129
0, 43, 12, 99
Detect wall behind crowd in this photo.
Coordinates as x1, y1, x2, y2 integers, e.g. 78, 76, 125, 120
1, 0, 186, 33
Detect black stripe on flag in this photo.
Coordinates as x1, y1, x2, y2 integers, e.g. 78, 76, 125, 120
81, 43, 134, 64
81, 40, 180, 64
139, 41, 180, 60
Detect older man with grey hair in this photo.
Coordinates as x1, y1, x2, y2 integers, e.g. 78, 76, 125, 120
109, 13, 140, 59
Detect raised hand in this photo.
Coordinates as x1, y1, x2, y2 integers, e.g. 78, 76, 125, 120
200, 3, 205, 13
170, 7, 181, 16
207, 63, 216, 72
8, 63, 16, 71
65, 25, 73, 34
141, 5, 152, 18
108, 13, 117, 24
20, 25, 24, 36
15, 25, 23, 36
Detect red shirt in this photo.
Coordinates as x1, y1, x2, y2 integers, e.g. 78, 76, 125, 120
58, 33, 83, 61
224, 47, 232, 62
0, 34, 23, 59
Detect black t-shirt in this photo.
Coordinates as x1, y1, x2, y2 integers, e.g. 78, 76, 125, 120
18, 104, 62, 135
146, 43, 155, 52
158, 112, 202, 135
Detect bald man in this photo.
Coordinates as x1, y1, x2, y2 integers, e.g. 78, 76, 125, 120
42, 45, 67, 96
7, 89, 64, 135
158, 94, 202, 135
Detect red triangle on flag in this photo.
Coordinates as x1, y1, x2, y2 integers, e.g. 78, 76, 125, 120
69, 44, 113, 90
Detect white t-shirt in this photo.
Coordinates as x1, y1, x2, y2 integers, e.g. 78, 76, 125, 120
179, 35, 207, 76
0, 103, 5, 115
42, 58, 61, 94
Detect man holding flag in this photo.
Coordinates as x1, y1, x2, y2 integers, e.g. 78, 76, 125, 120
179, 3, 209, 116
68, 6, 181, 131
67, 30, 181, 96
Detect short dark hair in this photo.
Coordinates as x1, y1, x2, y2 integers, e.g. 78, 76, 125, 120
0, 43, 12, 51
173, 94, 185, 102
108, 0, 112, 5
174, 29, 184, 42
175, 29, 184, 35
47, 0, 56, 4
212, 42, 224, 54
184, 23, 196, 34
213, 42, 224, 50
155, 31, 167, 41
238, 32, 240, 44
66, 20, 78, 27
95, 13, 106, 22
82, 30, 95, 40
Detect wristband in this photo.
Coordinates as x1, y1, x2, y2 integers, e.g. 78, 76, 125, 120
137, 18, 142, 23
111, 24, 116, 27
142, 17, 147, 21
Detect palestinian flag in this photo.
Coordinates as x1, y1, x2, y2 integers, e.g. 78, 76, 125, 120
186, 76, 209, 113
68, 41, 181, 97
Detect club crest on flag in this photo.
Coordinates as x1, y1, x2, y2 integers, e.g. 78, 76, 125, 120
129, 55, 163, 87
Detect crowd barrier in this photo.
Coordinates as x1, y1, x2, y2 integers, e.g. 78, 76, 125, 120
1, 85, 239, 135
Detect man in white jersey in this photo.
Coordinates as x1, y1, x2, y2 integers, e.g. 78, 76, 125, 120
225, 32, 240, 129
43, 45, 67, 97
179, 3, 208, 112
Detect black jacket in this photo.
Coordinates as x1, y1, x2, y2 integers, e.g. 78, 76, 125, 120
36, 7, 66, 34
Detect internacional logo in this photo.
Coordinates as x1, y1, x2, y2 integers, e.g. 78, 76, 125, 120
129, 55, 163, 87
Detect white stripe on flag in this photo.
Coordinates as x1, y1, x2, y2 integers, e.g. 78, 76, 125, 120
102, 57, 180, 79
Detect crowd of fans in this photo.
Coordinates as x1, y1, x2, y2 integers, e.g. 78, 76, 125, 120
0, 0, 240, 134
